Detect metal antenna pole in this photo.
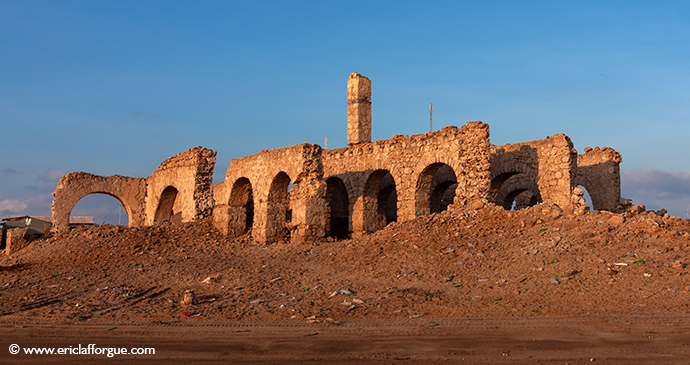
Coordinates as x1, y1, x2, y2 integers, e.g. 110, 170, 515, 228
429, 103, 433, 132
325, 136, 328, 150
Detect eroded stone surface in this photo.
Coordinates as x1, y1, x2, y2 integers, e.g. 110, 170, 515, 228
51, 172, 146, 232
145, 146, 216, 226
577, 146, 622, 211
5, 228, 30, 256
50, 72, 625, 243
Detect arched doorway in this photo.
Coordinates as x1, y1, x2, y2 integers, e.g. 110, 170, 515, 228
361, 170, 397, 233
266, 172, 292, 242
229, 177, 254, 234
326, 177, 349, 239
416, 163, 457, 216
154, 186, 180, 224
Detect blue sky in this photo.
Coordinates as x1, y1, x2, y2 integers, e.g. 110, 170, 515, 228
2, 0, 690, 222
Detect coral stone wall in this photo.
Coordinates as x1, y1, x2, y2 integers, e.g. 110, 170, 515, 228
490, 134, 577, 209
145, 146, 216, 226
577, 146, 623, 211
322, 121, 491, 237
213, 143, 326, 244
51, 172, 146, 232
49, 73, 625, 243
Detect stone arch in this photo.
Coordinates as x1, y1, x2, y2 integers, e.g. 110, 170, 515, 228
325, 177, 350, 239
153, 186, 181, 224
354, 169, 397, 235
378, 179, 397, 224
229, 177, 254, 235
415, 163, 458, 216
144, 146, 217, 225
265, 172, 292, 243
489, 146, 539, 204
489, 172, 520, 203
71, 193, 129, 225
495, 173, 541, 210
51, 172, 146, 232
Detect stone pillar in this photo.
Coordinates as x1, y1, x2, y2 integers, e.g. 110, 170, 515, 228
455, 121, 491, 206
212, 204, 248, 237
350, 198, 366, 238
289, 180, 327, 243
347, 72, 372, 146
537, 134, 576, 208
289, 145, 327, 243
251, 199, 272, 244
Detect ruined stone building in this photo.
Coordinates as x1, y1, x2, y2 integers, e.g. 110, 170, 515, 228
51, 73, 624, 243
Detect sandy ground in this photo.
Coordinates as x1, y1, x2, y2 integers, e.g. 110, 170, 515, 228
2, 203, 690, 363
3, 316, 690, 364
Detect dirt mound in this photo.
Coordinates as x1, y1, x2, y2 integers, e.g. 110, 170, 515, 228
2, 204, 690, 324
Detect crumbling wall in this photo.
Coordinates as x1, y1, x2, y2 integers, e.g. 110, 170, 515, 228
51, 172, 146, 232
322, 121, 491, 237
577, 146, 622, 211
490, 144, 539, 205
5, 228, 30, 256
213, 143, 326, 244
490, 134, 577, 209
48, 72, 625, 243
145, 146, 216, 225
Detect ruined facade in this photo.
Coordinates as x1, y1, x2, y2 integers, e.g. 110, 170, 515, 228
51, 147, 215, 233
145, 146, 216, 226
212, 143, 326, 243
51, 72, 624, 244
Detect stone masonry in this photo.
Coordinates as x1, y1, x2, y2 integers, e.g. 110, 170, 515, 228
51, 147, 215, 232
577, 146, 623, 211
145, 146, 216, 226
347, 72, 372, 146
52, 172, 146, 232
212, 143, 326, 244
51, 72, 625, 243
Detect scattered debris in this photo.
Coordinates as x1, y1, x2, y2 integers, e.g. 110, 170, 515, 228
329, 288, 354, 297
181, 291, 197, 307
202, 274, 221, 283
